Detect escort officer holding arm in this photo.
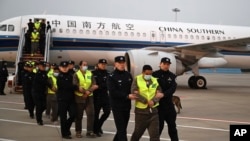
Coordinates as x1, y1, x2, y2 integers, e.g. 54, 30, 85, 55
107, 56, 136, 141
92, 59, 111, 137
73, 61, 98, 138
57, 61, 77, 139
152, 57, 179, 141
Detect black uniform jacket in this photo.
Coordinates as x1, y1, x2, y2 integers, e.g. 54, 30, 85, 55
56, 72, 77, 102
92, 69, 109, 99
107, 69, 133, 111
152, 69, 177, 111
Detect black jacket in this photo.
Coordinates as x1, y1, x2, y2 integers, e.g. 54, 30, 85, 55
32, 70, 48, 98
107, 69, 133, 111
92, 69, 109, 99
56, 72, 76, 102
0, 62, 8, 82
152, 69, 177, 110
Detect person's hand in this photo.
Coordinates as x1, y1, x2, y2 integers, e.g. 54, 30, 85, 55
79, 87, 84, 93
91, 85, 98, 90
148, 100, 154, 107
128, 94, 138, 100
155, 92, 164, 99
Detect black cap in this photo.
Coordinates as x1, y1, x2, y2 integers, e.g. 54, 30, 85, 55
59, 61, 69, 67
98, 59, 107, 64
24, 62, 33, 68
38, 61, 47, 66
114, 56, 125, 62
142, 65, 153, 71
51, 63, 57, 66
160, 57, 171, 64
68, 60, 75, 65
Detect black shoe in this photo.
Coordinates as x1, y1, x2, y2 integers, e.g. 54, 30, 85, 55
96, 133, 102, 137
62, 136, 72, 139
37, 121, 43, 126
86, 132, 96, 138
99, 129, 103, 134
30, 115, 34, 119
0, 92, 6, 95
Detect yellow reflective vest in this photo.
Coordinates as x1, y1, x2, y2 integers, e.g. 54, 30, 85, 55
135, 74, 159, 109
31, 32, 39, 42
75, 70, 93, 96
48, 75, 57, 94
34, 22, 41, 30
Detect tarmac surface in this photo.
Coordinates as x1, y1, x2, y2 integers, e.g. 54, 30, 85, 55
0, 73, 250, 141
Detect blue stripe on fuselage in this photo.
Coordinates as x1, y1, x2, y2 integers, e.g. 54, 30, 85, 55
0, 36, 250, 56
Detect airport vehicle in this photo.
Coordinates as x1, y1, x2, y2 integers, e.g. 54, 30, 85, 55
1, 15, 250, 90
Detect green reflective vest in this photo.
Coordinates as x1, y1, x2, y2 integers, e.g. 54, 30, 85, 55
48, 75, 57, 94
75, 70, 93, 96
136, 74, 159, 109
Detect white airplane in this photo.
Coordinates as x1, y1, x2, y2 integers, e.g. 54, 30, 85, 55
1, 15, 250, 89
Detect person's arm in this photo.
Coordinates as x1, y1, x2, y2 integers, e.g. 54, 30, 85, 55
107, 74, 127, 100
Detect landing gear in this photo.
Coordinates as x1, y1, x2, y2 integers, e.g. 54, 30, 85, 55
188, 75, 207, 89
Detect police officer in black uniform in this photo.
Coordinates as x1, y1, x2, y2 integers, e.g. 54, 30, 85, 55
152, 57, 179, 141
32, 61, 48, 125
107, 56, 136, 141
92, 59, 111, 137
57, 61, 77, 139
22, 62, 35, 118
68, 60, 75, 76
0, 61, 9, 95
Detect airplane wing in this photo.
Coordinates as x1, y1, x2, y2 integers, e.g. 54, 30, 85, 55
144, 37, 250, 66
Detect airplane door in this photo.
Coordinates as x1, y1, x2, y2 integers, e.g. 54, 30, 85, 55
150, 31, 157, 43
160, 31, 166, 43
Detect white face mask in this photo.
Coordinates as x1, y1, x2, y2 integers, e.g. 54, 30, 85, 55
53, 72, 59, 77
45, 66, 49, 71
144, 75, 152, 80
82, 66, 88, 71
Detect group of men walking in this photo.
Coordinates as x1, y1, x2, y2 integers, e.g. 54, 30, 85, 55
18, 55, 179, 141
24, 19, 51, 56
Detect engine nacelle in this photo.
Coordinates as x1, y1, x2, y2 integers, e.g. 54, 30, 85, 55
198, 57, 227, 68
125, 49, 185, 77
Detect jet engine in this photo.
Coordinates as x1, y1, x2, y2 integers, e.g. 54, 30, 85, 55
125, 49, 186, 77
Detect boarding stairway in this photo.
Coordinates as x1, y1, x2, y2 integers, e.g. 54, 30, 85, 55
12, 28, 52, 93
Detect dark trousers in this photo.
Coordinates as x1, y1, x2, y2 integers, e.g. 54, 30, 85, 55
159, 107, 179, 141
131, 107, 160, 141
75, 96, 95, 133
58, 100, 76, 137
93, 98, 111, 134
112, 109, 130, 141
26, 90, 35, 117
46, 94, 58, 121
0, 80, 6, 93
33, 94, 46, 123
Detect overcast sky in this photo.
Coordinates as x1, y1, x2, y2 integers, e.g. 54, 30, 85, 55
1, 0, 250, 26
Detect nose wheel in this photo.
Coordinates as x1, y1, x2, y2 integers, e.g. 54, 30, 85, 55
188, 76, 207, 89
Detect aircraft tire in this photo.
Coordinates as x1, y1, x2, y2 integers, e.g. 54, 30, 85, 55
188, 76, 207, 89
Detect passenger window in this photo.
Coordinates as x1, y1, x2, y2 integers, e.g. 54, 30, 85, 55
86, 30, 90, 34
190, 35, 194, 39
173, 34, 177, 39
73, 29, 76, 34
0, 24, 7, 31
168, 34, 171, 38
52, 28, 56, 33
137, 32, 140, 37
124, 32, 128, 36
79, 29, 83, 34
179, 35, 182, 39
196, 35, 199, 40
93, 30, 96, 35
105, 31, 109, 36
8, 25, 14, 31
66, 29, 70, 33
118, 31, 122, 36
143, 33, 146, 37
99, 30, 103, 35
59, 28, 63, 33
112, 31, 115, 36
130, 32, 134, 37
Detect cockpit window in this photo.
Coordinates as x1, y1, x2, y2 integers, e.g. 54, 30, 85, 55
0, 24, 7, 31
8, 25, 14, 31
